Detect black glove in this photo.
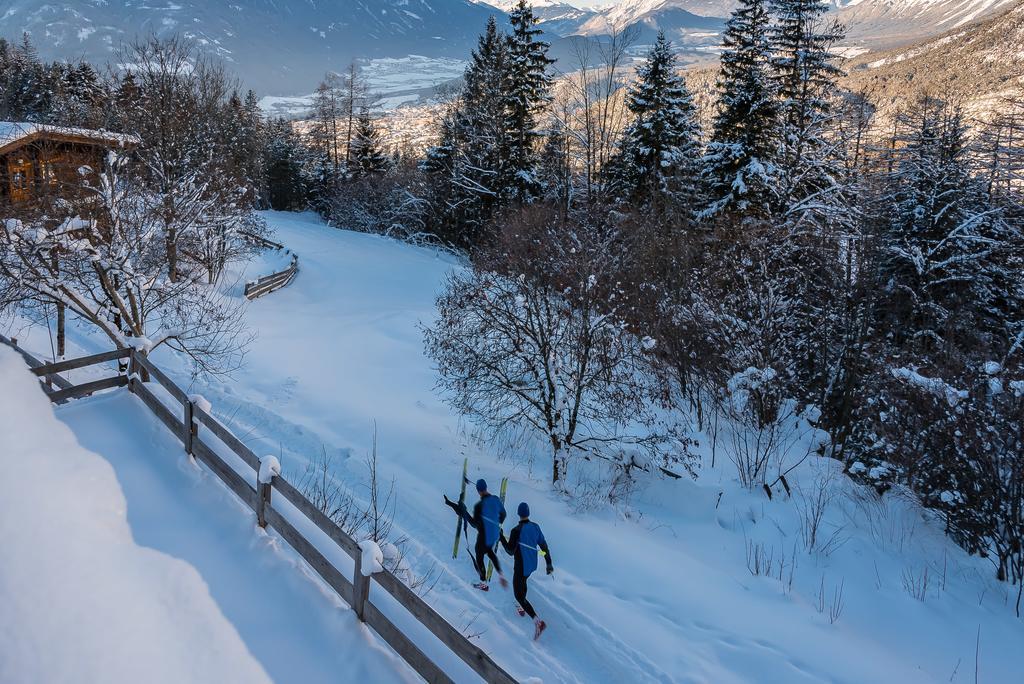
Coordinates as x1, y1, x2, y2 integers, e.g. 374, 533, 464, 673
443, 495, 453, 508
546, 564, 554, 575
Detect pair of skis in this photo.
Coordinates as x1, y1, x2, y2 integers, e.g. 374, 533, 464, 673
449, 462, 544, 640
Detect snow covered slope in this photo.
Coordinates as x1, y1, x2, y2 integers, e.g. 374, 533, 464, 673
160, 214, 1024, 680
837, 0, 1022, 48
0, 346, 417, 683
8, 211, 1024, 683
571, 0, 1018, 52
574, 0, 727, 46
0, 347, 271, 684
0, 0, 503, 94
845, 0, 1024, 116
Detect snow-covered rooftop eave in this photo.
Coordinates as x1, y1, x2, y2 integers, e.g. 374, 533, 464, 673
0, 122, 142, 157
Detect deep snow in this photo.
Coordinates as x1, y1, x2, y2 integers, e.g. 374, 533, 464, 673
5, 210, 1024, 683
0, 347, 271, 684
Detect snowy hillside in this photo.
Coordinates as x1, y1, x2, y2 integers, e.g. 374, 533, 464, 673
6, 211, 1024, 683
0, 0, 502, 94
0, 339, 421, 681
0, 349, 260, 682
568, 0, 1019, 51
837, 0, 1021, 47
845, 0, 1024, 116
573, 0, 726, 45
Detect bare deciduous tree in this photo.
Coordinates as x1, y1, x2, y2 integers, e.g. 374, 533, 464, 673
0, 153, 250, 374
424, 205, 689, 489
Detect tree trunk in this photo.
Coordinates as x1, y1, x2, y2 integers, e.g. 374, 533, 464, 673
57, 302, 65, 358
166, 225, 178, 282
51, 250, 65, 357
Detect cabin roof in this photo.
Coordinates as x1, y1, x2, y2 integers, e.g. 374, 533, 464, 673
0, 122, 141, 157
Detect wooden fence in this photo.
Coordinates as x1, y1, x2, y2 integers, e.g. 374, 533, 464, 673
2, 339, 519, 684
242, 231, 299, 300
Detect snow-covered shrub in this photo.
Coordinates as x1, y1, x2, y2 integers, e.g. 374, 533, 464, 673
0, 153, 252, 375
795, 469, 847, 556
715, 366, 820, 490
295, 447, 362, 532
322, 165, 430, 242
848, 358, 1024, 613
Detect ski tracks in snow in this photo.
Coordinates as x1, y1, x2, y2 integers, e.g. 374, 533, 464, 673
181, 385, 681, 683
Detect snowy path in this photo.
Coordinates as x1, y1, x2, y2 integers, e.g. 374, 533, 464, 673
56, 390, 417, 684
154, 212, 1024, 684
13, 210, 1024, 683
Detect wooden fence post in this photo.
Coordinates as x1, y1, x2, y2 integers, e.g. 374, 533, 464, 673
353, 554, 370, 622
126, 350, 137, 392
127, 349, 149, 384
256, 479, 272, 528
183, 399, 195, 456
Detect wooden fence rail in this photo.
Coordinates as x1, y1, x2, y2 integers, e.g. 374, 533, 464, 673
0, 337, 518, 684
242, 231, 299, 300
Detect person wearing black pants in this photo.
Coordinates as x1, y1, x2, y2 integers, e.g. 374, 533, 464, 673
444, 478, 508, 590
500, 502, 553, 640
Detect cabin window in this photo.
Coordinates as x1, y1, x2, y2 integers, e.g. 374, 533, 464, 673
8, 157, 33, 203
41, 161, 56, 185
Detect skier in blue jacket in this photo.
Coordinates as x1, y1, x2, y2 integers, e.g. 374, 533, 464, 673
500, 502, 553, 640
444, 479, 508, 590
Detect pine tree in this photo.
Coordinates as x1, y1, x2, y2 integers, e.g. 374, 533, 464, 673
539, 115, 572, 210
879, 96, 1022, 360
423, 17, 509, 246
769, 0, 847, 226
504, 0, 555, 202
265, 117, 316, 211
242, 90, 268, 206
350, 108, 390, 177
607, 31, 702, 216
703, 0, 780, 221
311, 72, 345, 175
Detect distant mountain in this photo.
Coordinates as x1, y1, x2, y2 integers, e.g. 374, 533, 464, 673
3, 0, 1017, 99
562, 0, 1020, 52
837, 0, 1021, 48
556, 0, 725, 58
473, 0, 600, 35
0, 0, 504, 94
843, 0, 1024, 115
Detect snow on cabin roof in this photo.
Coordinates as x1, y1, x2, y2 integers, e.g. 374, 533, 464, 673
0, 122, 141, 156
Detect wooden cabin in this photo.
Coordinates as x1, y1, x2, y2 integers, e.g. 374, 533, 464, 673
0, 122, 140, 214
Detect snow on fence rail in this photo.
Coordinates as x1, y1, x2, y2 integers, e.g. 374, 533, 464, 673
0, 337, 518, 684
241, 231, 299, 300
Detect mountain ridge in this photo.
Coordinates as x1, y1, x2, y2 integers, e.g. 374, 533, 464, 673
0, 0, 504, 94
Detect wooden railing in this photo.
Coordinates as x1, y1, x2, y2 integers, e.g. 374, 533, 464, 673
1, 339, 518, 684
242, 231, 299, 300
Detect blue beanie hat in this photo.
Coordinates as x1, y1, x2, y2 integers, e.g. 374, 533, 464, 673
476, 478, 487, 493
517, 502, 530, 518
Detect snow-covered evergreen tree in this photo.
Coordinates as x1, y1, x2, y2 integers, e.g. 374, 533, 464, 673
423, 17, 509, 247
538, 115, 572, 210
349, 108, 391, 177
503, 0, 555, 202
879, 96, 1021, 357
703, 0, 781, 221
607, 31, 702, 216
769, 0, 847, 228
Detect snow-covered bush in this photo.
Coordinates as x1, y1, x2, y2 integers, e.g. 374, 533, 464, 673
295, 435, 438, 593
322, 165, 430, 242
847, 360, 1024, 612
